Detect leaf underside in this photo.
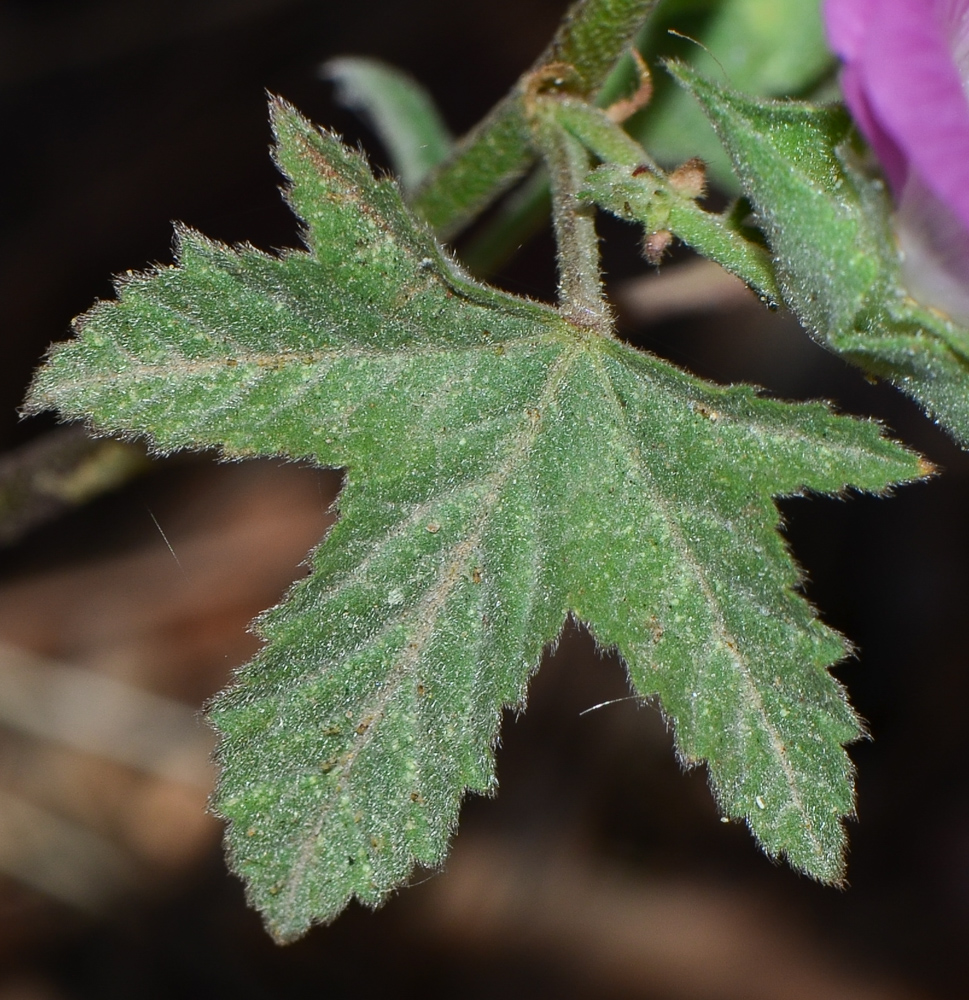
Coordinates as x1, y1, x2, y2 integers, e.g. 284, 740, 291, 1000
670, 63, 969, 447
26, 97, 923, 942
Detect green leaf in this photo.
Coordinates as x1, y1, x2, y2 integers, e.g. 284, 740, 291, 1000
670, 62, 969, 447
27, 98, 924, 941
323, 57, 453, 191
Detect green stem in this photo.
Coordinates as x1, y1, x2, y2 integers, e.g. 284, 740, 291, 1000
552, 97, 781, 304
553, 95, 654, 168
534, 111, 611, 332
410, 0, 659, 240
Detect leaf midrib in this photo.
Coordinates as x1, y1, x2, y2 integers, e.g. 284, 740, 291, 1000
273, 337, 584, 924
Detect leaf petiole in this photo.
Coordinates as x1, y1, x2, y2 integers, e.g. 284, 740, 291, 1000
528, 89, 611, 332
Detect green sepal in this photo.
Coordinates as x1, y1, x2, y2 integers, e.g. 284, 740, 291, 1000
670, 61, 969, 447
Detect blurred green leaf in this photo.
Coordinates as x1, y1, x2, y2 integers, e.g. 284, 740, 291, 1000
323, 57, 453, 191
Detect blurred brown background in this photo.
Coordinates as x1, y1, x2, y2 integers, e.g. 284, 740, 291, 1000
1, 1, 967, 997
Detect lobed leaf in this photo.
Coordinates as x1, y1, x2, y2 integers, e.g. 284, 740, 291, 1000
27, 98, 925, 941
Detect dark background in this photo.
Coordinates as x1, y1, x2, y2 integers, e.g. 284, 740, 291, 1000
0, 1, 967, 997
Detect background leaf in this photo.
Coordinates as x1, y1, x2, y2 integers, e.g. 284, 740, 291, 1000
323, 57, 453, 192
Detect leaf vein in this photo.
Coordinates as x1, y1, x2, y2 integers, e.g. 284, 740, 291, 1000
278, 340, 581, 913
592, 353, 816, 844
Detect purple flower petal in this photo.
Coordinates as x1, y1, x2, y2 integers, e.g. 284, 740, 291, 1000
825, 0, 969, 323
824, 0, 910, 191
862, 0, 969, 231
838, 61, 908, 191
897, 174, 969, 326
824, 0, 877, 61
951, 1, 969, 79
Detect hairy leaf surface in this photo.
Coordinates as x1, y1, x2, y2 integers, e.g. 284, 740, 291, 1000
27, 98, 923, 941
672, 63, 969, 447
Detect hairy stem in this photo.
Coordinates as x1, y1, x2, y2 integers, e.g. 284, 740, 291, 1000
553, 95, 655, 168
535, 111, 611, 332
410, 0, 659, 239
553, 97, 781, 304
